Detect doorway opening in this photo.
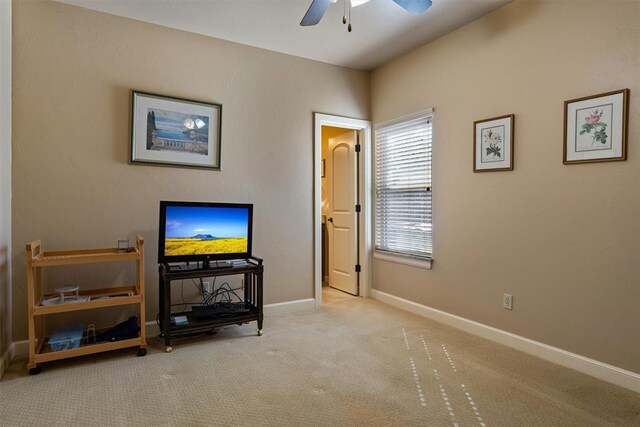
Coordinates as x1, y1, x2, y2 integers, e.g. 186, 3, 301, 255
314, 113, 372, 307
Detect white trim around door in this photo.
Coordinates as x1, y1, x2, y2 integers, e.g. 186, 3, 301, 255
313, 113, 372, 307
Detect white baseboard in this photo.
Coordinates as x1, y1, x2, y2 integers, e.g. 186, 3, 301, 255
264, 298, 315, 314
145, 322, 160, 339
371, 289, 640, 394
8, 339, 27, 361
0, 342, 15, 379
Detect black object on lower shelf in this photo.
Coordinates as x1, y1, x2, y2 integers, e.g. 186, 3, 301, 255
192, 303, 250, 319
95, 316, 140, 343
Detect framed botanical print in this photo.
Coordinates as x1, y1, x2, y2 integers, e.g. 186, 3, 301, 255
473, 114, 514, 172
563, 89, 629, 164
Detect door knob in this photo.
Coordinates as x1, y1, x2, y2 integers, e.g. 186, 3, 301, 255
328, 217, 334, 223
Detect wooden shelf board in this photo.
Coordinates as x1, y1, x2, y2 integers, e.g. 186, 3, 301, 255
34, 337, 143, 364
33, 248, 140, 267
34, 286, 140, 315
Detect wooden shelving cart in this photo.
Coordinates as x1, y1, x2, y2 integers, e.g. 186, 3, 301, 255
25, 236, 147, 375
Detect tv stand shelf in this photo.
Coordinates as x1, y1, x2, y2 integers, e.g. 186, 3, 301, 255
158, 256, 264, 352
25, 237, 147, 375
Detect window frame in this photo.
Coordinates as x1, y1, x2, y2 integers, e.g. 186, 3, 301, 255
374, 109, 433, 269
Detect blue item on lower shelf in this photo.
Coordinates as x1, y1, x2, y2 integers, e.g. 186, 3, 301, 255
49, 323, 84, 351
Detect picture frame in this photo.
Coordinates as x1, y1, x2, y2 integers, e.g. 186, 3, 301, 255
563, 89, 629, 164
473, 114, 514, 172
130, 90, 222, 170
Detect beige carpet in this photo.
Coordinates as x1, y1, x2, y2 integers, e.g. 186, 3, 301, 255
1, 288, 639, 426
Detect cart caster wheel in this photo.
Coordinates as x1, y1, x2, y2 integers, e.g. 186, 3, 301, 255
257, 329, 263, 336
137, 347, 147, 357
28, 365, 42, 375
165, 346, 173, 353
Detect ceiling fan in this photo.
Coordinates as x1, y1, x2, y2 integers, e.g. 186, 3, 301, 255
301, 0, 433, 31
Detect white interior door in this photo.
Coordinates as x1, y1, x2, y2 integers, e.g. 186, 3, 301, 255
328, 131, 358, 295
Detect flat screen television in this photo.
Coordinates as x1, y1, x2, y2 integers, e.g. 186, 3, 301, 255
158, 201, 253, 266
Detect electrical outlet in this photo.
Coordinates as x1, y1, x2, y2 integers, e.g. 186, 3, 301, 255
203, 281, 212, 294
503, 293, 513, 310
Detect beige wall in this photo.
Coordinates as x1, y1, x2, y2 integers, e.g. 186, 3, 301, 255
11, 0, 369, 340
371, 0, 640, 373
0, 0, 11, 358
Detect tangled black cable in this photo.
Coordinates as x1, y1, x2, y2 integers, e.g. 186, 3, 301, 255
201, 278, 243, 307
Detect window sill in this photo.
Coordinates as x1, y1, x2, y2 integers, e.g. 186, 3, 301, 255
373, 252, 432, 270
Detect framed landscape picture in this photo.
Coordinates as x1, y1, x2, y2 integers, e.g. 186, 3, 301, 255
473, 114, 514, 172
563, 89, 629, 164
130, 90, 222, 169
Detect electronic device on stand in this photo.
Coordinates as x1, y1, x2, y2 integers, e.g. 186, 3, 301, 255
158, 200, 253, 267
157, 201, 263, 352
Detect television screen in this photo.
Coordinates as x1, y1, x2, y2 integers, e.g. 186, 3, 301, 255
158, 201, 253, 265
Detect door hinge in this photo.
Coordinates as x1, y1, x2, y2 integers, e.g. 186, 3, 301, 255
355, 144, 361, 153
355, 204, 361, 213
355, 264, 361, 273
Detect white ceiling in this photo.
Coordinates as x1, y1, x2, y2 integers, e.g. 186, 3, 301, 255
56, 0, 512, 70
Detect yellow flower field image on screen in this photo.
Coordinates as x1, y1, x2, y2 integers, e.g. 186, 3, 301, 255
164, 205, 249, 256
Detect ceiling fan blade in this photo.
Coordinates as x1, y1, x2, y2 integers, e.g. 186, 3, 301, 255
392, 0, 432, 15
300, 0, 331, 26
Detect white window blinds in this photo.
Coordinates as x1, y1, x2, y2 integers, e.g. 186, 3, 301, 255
375, 112, 432, 259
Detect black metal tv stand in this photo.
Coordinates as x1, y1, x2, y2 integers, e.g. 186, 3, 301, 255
158, 256, 264, 352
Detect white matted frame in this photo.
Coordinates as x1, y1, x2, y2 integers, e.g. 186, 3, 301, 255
563, 89, 629, 164
474, 114, 514, 172
130, 90, 222, 170
473, 114, 515, 172
313, 113, 372, 307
